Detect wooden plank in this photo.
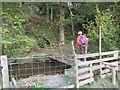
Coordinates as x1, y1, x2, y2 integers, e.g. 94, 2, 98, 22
1, 56, 9, 88
75, 50, 119, 59
111, 61, 119, 64
102, 73, 111, 78
75, 53, 100, 58
77, 61, 91, 66
102, 69, 111, 74
78, 78, 94, 86
78, 68, 90, 73
103, 65, 118, 71
92, 65, 101, 71
77, 57, 118, 66
78, 73, 93, 80
101, 51, 119, 56
78, 65, 101, 74
103, 62, 118, 67
9, 54, 47, 61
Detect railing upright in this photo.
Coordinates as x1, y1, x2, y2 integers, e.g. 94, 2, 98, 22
1, 55, 9, 88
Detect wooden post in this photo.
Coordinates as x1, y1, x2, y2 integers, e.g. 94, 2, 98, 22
59, 43, 64, 61
99, 26, 103, 78
99, 26, 102, 59
1, 56, 9, 88
90, 63, 94, 81
114, 52, 118, 58
84, 45, 88, 61
112, 66, 116, 86
11, 77, 17, 87
0, 27, 2, 55
71, 41, 76, 59
71, 41, 79, 88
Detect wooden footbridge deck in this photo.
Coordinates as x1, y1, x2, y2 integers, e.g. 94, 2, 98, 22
7, 53, 74, 65
48, 54, 74, 65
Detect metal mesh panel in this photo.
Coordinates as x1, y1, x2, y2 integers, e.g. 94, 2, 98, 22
7, 42, 75, 88
9, 60, 70, 79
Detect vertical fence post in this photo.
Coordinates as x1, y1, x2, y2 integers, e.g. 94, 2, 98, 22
59, 42, 64, 61
114, 51, 118, 59
1, 55, 9, 88
112, 66, 116, 86
71, 40, 78, 88
99, 26, 103, 78
90, 63, 94, 82
84, 45, 88, 61
0, 26, 2, 55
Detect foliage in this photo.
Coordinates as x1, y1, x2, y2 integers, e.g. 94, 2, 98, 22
1, 2, 119, 57
31, 82, 46, 88
83, 4, 119, 52
2, 3, 36, 57
63, 75, 75, 85
80, 76, 117, 88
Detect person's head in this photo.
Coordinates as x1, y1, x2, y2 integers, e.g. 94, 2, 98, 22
78, 31, 82, 35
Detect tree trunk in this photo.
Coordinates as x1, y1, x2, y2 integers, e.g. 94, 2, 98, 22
46, 3, 49, 22
71, 16, 75, 36
50, 6, 53, 20
59, 5, 65, 45
67, 4, 75, 36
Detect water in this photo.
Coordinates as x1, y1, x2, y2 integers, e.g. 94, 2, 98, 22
8, 59, 71, 80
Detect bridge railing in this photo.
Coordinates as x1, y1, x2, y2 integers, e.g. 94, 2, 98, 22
73, 50, 120, 88
0, 56, 9, 88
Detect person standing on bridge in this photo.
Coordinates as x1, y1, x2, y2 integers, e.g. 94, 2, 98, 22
76, 31, 88, 55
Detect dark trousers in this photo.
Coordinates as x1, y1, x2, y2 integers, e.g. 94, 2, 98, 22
79, 46, 85, 61
79, 46, 85, 55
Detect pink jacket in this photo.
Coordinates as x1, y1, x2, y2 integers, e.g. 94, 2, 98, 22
77, 35, 88, 46
77, 35, 82, 46
82, 35, 89, 42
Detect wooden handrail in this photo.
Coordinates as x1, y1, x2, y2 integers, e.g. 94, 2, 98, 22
75, 50, 120, 58
102, 62, 118, 67
78, 57, 118, 66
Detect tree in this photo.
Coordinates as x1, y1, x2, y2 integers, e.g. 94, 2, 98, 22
83, 4, 118, 52
1, 2, 36, 57
59, 3, 65, 45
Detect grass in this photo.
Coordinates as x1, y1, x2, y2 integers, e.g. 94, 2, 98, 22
80, 76, 119, 88
63, 75, 75, 85
34, 24, 59, 43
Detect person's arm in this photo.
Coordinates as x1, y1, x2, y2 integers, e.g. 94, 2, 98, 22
76, 36, 82, 46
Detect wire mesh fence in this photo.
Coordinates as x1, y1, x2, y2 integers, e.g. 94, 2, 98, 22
8, 59, 71, 80
6, 42, 75, 88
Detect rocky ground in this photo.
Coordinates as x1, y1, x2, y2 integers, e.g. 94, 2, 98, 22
15, 74, 74, 88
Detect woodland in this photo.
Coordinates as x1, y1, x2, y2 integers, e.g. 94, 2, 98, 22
1, 2, 120, 57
